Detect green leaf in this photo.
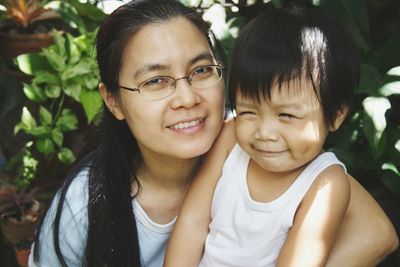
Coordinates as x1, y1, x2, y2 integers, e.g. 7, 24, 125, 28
41, 47, 66, 72
362, 97, 391, 157
16, 53, 50, 75
61, 61, 92, 80
45, 85, 62, 98
57, 147, 76, 164
30, 126, 52, 138
23, 84, 47, 102
379, 81, 400, 96
80, 89, 102, 122
33, 71, 60, 85
65, 0, 107, 22
322, 0, 370, 51
20, 107, 37, 130
36, 138, 55, 155
84, 76, 99, 90
39, 106, 52, 125
52, 129, 64, 147
358, 64, 382, 95
56, 109, 78, 132
63, 83, 82, 102
66, 33, 81, 64
52, 30, 66, 57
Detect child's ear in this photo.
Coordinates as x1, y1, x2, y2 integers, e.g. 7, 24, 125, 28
330, 105, 348, 132
99, 83, 125, 120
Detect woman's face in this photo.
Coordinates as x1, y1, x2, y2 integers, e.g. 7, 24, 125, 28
113, 17, 224, 161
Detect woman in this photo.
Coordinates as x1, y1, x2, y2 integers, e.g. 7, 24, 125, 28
31, 0, 398, 266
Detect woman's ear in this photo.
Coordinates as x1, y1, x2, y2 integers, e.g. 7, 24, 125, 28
99, 83, 125, 120
330, 105, 349, 132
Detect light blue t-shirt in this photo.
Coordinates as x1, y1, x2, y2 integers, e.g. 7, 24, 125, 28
28, 169, 175, 267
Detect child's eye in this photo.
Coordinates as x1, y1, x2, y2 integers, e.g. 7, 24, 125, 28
237, 111, 256, 117
279, 113, 296, 119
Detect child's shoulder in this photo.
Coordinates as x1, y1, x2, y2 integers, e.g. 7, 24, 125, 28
305, 158, 350, 202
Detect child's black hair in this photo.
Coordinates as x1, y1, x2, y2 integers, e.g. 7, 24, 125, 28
228, 5, 360, 127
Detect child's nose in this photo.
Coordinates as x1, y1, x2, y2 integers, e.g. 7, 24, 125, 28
254, 119, 279, 141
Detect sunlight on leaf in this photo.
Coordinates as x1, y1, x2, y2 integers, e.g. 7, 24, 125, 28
379, 81, 400, 96
362, 97, 390, 141
387, 66, 400, 76
382, 163, 399, 175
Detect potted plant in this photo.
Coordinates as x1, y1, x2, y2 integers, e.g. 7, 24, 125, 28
0, 142, 40, 267
0, 0, 64, 59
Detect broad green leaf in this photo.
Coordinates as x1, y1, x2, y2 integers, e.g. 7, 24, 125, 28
39, 106, 52, 125
387, 66, 400, 76
45, 85, 62, 98
52, 30, 66, 58
66, 33, 81, 64
362, 97, 390, 157
323, 0, 370, 51
65, 0, 107, 22
23, 84, 47, 102
33, 71, 60, 85
358, 64, 382, 95
57, 147, 76, 164
41, 47, 66, 72
63, 83, 82, 102
16, 53, 50, 75
36, 138, 55, 155
56, 109, 78, 132
61, 61, 92, 80
80, 89, 102, 122
52, 129, 64, 147
30, 126, 52, 138
379, 81, 400, 96
84, 76, 99, 90
20, 107, 37, 130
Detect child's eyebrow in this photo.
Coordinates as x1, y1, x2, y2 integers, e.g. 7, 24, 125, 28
274, 102, 304, 110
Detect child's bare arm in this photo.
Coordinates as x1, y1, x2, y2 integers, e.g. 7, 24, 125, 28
164, 120, 236, 267
276, 165, 351, 267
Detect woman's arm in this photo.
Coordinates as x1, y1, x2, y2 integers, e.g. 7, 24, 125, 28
164, 121, 236, 267
325, 176, 399, 267
276, 165, 351, 267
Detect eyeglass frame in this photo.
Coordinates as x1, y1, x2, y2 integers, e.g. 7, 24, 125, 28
118, 63, 225, 99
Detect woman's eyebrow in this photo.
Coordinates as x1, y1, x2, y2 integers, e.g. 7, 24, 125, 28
133, 64, 169, 79
132, 52, 214, 79
189, 52, 214, 65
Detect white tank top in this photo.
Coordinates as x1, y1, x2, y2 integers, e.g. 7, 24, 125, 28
199, 144, 346, 267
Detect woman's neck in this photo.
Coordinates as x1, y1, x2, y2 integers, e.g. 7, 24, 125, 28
132, 155, 200, 224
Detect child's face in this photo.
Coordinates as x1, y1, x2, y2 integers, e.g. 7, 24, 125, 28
235, 79, 329, 174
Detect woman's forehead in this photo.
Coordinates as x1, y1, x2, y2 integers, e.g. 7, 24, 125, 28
120, 17, 212, 72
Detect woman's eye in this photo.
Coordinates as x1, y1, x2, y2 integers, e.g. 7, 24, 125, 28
192, 66, 212, 78
141, 77, 171, 90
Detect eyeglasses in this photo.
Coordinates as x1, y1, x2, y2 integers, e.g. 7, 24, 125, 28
118, 64, 224, 100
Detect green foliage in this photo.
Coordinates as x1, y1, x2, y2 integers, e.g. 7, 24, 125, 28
14, 29, 101, 165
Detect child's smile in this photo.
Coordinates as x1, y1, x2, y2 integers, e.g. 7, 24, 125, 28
235, 78, 332, 177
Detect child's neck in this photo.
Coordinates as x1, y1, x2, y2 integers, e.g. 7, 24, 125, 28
246, 159, 309, 203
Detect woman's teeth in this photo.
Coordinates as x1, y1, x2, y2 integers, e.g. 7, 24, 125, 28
170, 119, 202, 130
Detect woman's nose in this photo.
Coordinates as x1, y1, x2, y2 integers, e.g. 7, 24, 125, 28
169, 79, 200, 109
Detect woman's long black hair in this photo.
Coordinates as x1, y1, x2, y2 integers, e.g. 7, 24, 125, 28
33, 1, 216, 266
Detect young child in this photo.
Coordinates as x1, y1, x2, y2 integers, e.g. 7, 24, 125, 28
165, 5, 359, 267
